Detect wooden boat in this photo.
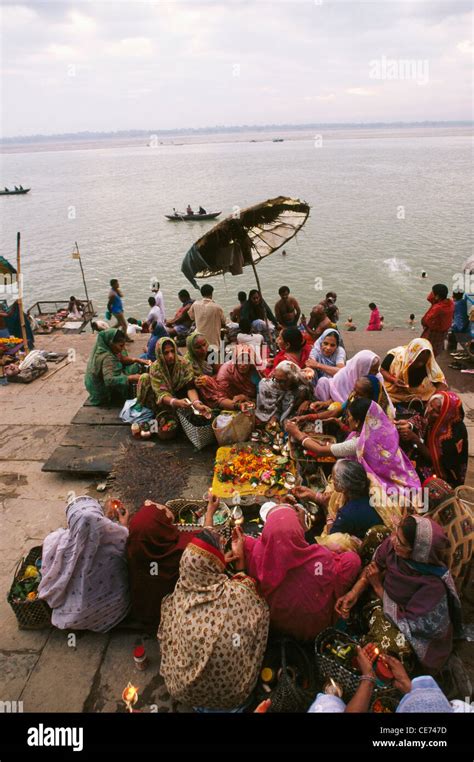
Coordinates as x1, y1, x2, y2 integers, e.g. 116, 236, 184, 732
0, 188, 30, 196
165, 211, 221, 221
272, 138, 284, 143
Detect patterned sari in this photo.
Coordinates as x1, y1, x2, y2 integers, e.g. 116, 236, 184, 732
373, 517, 462, 672
383, 338, 446, 404
137, 336, 194, 411
425, 392, 468, 488
347, 401, 422, 519
158, 533, 269, 710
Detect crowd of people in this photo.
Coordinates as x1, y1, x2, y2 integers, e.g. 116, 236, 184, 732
38, 276, 473, 713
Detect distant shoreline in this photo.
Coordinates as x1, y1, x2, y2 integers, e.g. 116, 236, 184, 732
1, 122, 473, 155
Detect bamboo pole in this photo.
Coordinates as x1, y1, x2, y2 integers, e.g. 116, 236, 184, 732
16, 232, 29, 355
74, 242, 91, 306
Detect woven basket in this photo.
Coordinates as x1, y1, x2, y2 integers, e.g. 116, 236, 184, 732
256, 637, 316, 713
315, 627, 394, 702
7, 546, 51, 630
177, 409, 216, 450
166, 499, 232, 542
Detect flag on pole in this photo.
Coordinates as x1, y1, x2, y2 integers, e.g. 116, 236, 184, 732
72, 250, 80, 260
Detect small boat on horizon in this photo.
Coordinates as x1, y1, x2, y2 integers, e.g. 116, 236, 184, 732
272, 138, 284, 142
165, 210, 221, 221
1, 187, 30, 196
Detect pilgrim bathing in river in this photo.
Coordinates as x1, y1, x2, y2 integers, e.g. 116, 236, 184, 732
51, 278, 470, 712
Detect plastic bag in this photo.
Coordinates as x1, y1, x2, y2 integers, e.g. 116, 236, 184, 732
120, 398, 155, 424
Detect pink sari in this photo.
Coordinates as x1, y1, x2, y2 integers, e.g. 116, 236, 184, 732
244, 506, 360, 640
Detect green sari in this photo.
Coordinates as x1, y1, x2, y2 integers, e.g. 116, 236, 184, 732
85, 328, 138, 406
184, 331, 213, 377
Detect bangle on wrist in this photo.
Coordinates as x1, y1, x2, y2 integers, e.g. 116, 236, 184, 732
301, 436, 311, 449
360, 675, 376, 685
170, 398, 176, 408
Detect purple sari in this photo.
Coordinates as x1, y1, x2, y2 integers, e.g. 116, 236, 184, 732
347, 401, 421, 506
375, 516, 462, 672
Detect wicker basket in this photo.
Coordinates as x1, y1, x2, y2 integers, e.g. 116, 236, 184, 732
177, 409, 216, 450
155, 415, 179, 441
7, 546, 51, 630
166, 499, 232, 542
315, 627, 394, 702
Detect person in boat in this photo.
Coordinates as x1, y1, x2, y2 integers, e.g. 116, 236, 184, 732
4, 187, 8, 192
186, 204, 194, 215
198, 206, 207, 215
14, 186, 18, 191
19, 185, 24, 191
172, 207, 179, 217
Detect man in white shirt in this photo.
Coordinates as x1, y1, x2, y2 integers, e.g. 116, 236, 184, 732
236, 317, 264, 364
152, 282, 166, 321
146, 296, 164, 326
188, 284, 226, 351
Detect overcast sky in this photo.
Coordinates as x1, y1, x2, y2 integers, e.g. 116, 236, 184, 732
1, 0, 472, 137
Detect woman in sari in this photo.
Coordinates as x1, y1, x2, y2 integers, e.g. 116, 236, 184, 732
397, 391, 468, 488
256, 360, 313, 424
136, 336, 210, 416
315, 349, 386, 405
243, 505, 360, 640
380, 338, 448, 405
297, 372, 394, 423
286, 398, 422, 521
38, 496, 130, 632
184, 331, 213, 376
306, 328, 346, 379
127, 494, 221, 628
336, 515, 462, 673
85, 328, 149, 406
191, 344, 260, 411
145, 322, 169, 361
158, 529, 269, 711
263, 326, 311, 377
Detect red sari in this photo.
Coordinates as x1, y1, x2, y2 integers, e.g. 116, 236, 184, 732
127, 502, 197, 627
244, 506, 360, 640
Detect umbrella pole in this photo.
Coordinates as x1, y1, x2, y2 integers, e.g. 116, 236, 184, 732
250, 259, 275, 352
16, 232, 29, 355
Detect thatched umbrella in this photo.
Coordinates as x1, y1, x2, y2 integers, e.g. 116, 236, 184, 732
0, 255, 16, 276
181, 196, 310, 294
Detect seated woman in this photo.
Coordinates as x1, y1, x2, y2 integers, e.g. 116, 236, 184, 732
397, 391, 468, 488
242, 505, 360, 640
326, 460, 381, 539
315, 349, 387, 406
191, 344, 260, 411
263, 326, 311, 377
158, 528, 269, 712
145, 321, 169, 361
184, 331, 214, 376
137, 337, 210, 417
380, 338, 448, 405
306, 328, 346, 379
256, 360, 313, 424
38, 496, 130, 632
297, 373, 394, 422
85, 329, 149, 406
286, 398, 422, 522
240, 289, 277, 343
335, 515, 462, 673
127, 493, 221, 629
